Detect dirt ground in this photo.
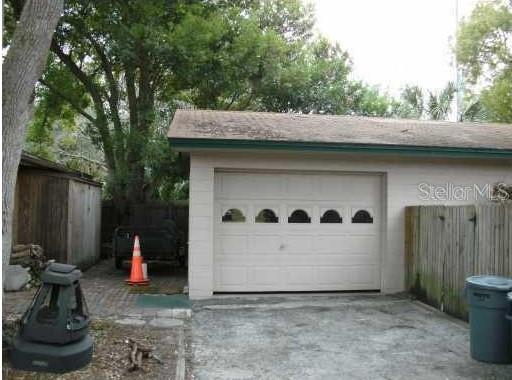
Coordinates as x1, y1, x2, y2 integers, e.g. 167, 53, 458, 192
2, 259, 190, 380
2, 317, 186, 380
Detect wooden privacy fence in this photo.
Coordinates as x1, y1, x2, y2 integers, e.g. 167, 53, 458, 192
405, 204, 512, 320
101, 200, 189, 254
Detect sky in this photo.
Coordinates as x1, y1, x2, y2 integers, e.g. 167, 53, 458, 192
312, 0, 479, 96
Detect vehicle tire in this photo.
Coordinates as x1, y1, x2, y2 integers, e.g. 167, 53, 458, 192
115, 257, 123, 269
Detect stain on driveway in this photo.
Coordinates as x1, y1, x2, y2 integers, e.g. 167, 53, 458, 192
190, 294, 512, 380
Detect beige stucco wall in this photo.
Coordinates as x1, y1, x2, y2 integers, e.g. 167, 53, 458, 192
187, 150, 512, 299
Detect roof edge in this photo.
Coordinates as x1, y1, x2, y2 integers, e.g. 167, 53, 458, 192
20, 151, 103, 187
169, 137, 512, 159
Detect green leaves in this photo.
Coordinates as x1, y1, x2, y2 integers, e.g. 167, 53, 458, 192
26, 58, 90, 159
39, 0, 480, 205
481, 69, 512, 122
426, 82, 456, 121
456, 0, 512, 122
167, 2, 356, 113
399, 85, 424, 119
390, 83, 456, 121
456, 1, 512, 83
347, 83, 395, 118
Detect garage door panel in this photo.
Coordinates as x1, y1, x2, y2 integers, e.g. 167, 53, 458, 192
215, 257, 250, 269
314, 235, 377, 255
317, 219, 348, 227
307, 254, 377, 266
340, 235, 378, 254
285, 176, 316, 198
315, 267, 351, 285
344, 226, 380, 237
218, 174, 254, 198
217, 254, 284, 267
349, 266, 380, 287
283, 234, 315, 253
346, 179, 380, 199
318, 176, 344, 198
286, 267, 315, 286
249, 234, 282, 254
217, 234, 248, 254
288, 255, 319, 266
318, 175, 380, 200
214, 171, 382, 292
217, 266, 247, 286
252, 174, 284, 197
248, 267, 281, 286
277, 256, 377, 270
314, 235, 349, 253
250, 254, 283, 265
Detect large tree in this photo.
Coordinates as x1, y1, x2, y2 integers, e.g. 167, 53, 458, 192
456, 0, 512, 123
35, 0, 358, 217
2, 0, 63, 279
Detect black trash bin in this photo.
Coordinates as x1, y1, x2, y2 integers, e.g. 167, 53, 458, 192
465, 275, 512, 364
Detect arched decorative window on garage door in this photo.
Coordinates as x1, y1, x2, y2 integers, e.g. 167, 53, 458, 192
222, 208, 246, 222
351, 209, 373, 224
255, 209, 279, 223
288, 209, 311, 223
320, 209, 343, 223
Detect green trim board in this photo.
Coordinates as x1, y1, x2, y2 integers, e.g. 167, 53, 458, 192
169, 137, 512, 159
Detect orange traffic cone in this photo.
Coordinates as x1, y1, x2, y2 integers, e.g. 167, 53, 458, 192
125, 235, 150, 286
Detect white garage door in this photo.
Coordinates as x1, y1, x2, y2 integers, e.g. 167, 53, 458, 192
214, 171, 382, 292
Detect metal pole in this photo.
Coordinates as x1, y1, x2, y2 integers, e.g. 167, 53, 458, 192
455, 0, 464, 122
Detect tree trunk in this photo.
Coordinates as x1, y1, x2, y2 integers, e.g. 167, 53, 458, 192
126, 49, 154, 204
2, 0, 63, 282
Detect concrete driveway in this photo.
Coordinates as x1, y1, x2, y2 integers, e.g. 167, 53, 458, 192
190, 294, 512, 380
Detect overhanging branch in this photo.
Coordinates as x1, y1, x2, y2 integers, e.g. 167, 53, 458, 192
39, 78, 96, 123
50, 39, 116, 172
50, 39, 105, 110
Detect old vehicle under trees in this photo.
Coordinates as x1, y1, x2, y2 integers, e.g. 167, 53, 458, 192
113, 222, 183, 269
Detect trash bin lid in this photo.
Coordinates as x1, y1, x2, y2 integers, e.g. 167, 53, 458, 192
466, 275, 512, 291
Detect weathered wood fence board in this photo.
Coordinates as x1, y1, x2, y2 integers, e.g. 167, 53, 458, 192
405, 204, 512, 320
14, 171, 102, 269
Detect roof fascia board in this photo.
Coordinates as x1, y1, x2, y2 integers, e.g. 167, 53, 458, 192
169, 138, 512, 159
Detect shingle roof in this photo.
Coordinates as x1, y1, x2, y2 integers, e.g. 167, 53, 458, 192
168, 109, 512, 153
19, 151, 102, 186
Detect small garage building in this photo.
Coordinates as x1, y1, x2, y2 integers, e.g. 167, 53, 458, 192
168, 110, 512, 299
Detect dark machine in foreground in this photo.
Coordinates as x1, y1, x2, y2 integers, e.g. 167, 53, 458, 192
11, 263, 93, 373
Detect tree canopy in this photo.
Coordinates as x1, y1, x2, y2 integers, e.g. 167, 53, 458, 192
17, 0, 394, 209
4, 0, 476, 212
456, 0, 512, 123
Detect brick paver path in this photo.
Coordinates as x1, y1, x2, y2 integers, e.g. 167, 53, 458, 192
3, 259, 187, 318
